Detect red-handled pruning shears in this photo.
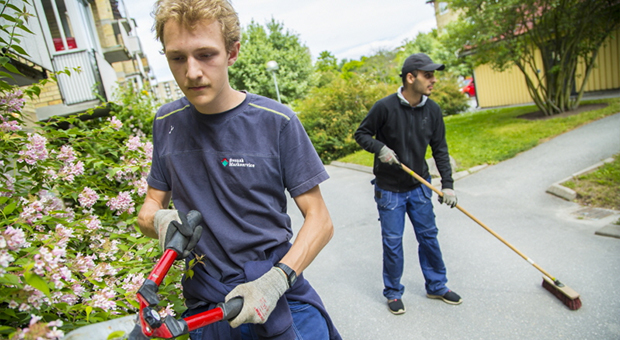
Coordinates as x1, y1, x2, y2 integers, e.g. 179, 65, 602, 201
129, 211, 243, 340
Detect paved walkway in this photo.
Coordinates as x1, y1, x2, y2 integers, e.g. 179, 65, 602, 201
294, 112, 620, 339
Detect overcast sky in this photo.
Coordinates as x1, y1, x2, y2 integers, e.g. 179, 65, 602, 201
123, 0, 437, 82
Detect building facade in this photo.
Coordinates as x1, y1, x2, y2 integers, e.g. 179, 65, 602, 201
153, 80, 184, 104
1, 0, 153, 123
427, 1, 620, 108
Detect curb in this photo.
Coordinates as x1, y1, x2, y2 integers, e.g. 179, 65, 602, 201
595, 224, 620, 239
545, 157, 615, 201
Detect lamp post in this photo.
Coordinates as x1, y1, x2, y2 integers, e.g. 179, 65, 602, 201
266, 60, 281, 103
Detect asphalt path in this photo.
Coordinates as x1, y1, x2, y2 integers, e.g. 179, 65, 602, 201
292, 112, 620, 339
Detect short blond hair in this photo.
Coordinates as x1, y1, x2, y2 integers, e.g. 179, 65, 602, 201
153, 0, 240, 52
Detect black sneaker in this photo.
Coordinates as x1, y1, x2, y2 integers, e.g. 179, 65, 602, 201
426, 290, 462, 305
387, 298, 406, 315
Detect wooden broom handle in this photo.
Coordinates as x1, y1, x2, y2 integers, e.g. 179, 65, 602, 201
400, 163, 557, 281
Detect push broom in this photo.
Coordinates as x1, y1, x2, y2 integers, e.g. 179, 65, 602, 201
400, 163, 582, 310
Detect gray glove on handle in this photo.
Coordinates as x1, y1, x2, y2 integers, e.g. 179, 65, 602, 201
225, 267, 288, 328
439, 189, 458, 208
378, 145, 400, 165
153, 209, 203, 259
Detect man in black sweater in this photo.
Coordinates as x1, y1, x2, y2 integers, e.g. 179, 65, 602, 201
354, 53, 461, 315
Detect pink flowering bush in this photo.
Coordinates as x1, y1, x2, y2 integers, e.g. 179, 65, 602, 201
0, 83, 189, 339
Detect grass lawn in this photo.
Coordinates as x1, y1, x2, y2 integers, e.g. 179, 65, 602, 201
562, 155, 620, 212
337, 97, 620, 171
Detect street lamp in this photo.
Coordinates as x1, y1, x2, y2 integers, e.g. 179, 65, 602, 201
266, 60, 281, 103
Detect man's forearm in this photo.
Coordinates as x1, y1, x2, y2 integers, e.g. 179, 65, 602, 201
137, 186, 172, 239
137, 201, 160, 238
281, 186, 333, 275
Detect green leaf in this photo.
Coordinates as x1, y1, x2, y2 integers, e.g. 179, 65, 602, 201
85, 306, 93, 322
9, 44, 28, 56
0, 14, 18, 23
125, 298, 140, 309
3, 201, 17, 215
1, 308, 16, 318
0, 325, 16, 335
88, 279, 107, 288
0, 71, 16, 80
0, 274, 21, 286
107, 330, 126, 339
2, 62, 20, 74
23, 270, 50, 297
16, 24, 34, 35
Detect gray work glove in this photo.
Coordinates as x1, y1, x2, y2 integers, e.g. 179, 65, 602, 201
225, 267, 288, 328
153, 209, 202, 259
378, 145, 400, 165
438, 189, 458, 208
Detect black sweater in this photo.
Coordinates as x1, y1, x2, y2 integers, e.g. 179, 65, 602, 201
354, 93, 453, 192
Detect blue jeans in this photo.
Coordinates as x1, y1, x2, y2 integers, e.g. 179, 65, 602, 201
374, 182, 449, 300
185, 300, 329, 340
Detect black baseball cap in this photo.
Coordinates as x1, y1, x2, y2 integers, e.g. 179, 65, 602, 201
400, 53, 445, 76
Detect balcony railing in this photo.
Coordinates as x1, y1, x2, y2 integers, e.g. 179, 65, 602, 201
52, 49, 103, 105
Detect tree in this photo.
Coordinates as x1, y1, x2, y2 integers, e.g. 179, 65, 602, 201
446, 0, 620, 115
229, 19, 313, 104
397, 30, 472, 78
312, 50, 339, 88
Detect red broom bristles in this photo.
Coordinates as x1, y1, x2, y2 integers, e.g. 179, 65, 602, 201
542, 279, 582, 310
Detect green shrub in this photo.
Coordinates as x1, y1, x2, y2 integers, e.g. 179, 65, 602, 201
0, 81, 187, 339
431, 73, 470, 116
294, 74, 393, 163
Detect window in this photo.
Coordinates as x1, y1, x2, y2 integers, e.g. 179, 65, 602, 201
438, 2, 449, 15
42, 0, 77, 51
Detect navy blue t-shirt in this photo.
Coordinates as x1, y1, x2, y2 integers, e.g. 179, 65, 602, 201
147, 93, 329, 283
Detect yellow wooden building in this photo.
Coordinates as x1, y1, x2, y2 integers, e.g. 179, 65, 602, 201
429, 1, 620, 108
473, 29, 620, 108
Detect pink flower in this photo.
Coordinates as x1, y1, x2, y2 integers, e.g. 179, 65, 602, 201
159, 303, 176, 318
0, 173, 15, 197
75, 253, 96, 273
90, 287, 117, 312
57, 145, 76, 162
59, 160, 84, 183
17, 133, 48, 165
29, 314, 42, 327
47, 328, 65, 339
0, 120, 21, 132
121, 273, 145, 295
85, 215, 102, 231
78, 187, 99, 208
47, 320, 63, 328
0, 250, 15, 274
72, 283, 85, 296
136, 177, 148, 196
4, 226, 27, 250
106, 191, 135, 215
0, 89, 25, 114
54, 225, 74, 248
143, 141, 153, 161
108, 116, 123, 130
126, 136, 142, 151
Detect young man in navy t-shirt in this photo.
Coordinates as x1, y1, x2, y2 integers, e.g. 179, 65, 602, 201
137, 1, 340, 339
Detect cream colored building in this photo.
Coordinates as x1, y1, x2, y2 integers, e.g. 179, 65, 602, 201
153, 80, 184, 103
1, 0, 153, 123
